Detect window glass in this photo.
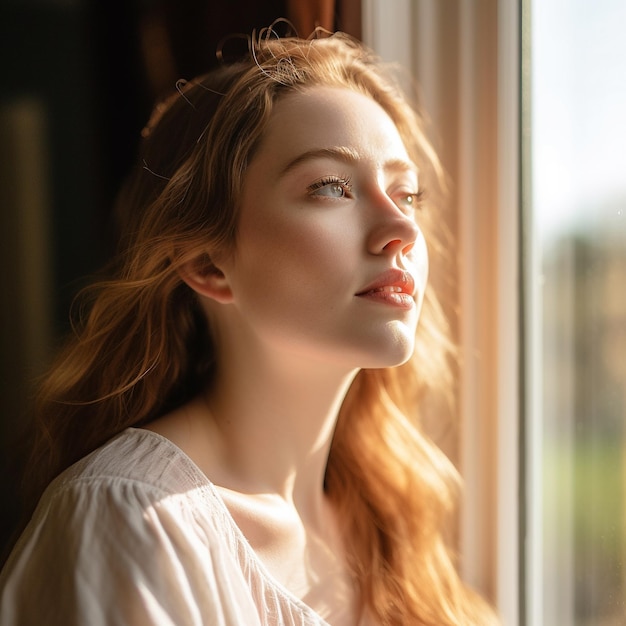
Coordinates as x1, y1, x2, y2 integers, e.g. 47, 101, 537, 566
530, 1, 626, 623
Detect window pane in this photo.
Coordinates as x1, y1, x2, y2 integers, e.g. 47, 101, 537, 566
530, 1, 626, 624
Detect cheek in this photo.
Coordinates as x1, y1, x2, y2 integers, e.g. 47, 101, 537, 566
240, 210, 355, 274
232, 212, 357, 308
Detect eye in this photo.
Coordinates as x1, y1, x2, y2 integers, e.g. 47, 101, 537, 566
395, 189, 425, 213
307, 176, 353, 199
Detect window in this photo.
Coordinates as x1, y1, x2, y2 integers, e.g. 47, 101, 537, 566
526, 0, 626, 624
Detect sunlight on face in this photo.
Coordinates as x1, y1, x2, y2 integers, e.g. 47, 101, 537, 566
217, 86, 429, 371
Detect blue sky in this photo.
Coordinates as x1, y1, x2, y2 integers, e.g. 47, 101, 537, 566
532, 0, 626, 240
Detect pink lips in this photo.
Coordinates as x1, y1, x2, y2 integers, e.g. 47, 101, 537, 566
355, 269, 416, 308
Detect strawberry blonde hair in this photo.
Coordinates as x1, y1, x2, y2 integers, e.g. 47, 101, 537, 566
23, 30, 497, 625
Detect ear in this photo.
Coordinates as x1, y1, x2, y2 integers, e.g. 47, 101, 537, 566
177, 252, 234, 304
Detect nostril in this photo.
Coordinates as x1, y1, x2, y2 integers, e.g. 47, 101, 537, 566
382, 240, 415, 256
383, 239, 402, 251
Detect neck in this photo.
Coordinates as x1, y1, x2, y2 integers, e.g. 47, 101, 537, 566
204, 341, 358, 520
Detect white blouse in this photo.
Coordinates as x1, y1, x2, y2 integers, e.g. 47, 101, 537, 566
0, 428, 333, 625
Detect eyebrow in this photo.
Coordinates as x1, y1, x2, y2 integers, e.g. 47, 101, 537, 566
280, 147, 359, 175
279, 146, 418, 176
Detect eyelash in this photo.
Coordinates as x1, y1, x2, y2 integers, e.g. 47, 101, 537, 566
307, 175, 353, 196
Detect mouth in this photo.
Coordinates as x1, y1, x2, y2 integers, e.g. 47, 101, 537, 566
364, 285, 410, 294
355, 270, 416, 308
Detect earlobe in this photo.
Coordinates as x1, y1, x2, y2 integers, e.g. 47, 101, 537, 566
177, 253, 234, 304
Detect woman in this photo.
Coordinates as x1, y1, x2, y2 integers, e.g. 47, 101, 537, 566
0, 30, 498, 625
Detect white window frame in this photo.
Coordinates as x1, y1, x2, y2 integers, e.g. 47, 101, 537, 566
362, 2, 521, 624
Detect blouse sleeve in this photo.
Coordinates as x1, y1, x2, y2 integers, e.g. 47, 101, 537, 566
0, 477, 262, 626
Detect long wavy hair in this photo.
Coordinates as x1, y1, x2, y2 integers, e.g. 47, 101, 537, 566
21, 29, 497, 625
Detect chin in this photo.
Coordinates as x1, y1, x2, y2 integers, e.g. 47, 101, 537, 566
357, 338, 416, 370
373, 349, 415, 369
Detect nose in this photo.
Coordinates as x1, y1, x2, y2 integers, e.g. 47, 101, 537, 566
367, 196, 420, 257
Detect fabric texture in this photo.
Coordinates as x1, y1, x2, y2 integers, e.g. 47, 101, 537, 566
0, 428, 332, 626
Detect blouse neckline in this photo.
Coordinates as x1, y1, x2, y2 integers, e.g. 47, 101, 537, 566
125, 427, 332, 625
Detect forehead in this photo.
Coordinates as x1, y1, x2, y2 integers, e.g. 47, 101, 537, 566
252, 86, 411, 171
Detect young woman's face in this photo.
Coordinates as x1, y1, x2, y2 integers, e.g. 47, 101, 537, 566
217, 86, 429, 370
